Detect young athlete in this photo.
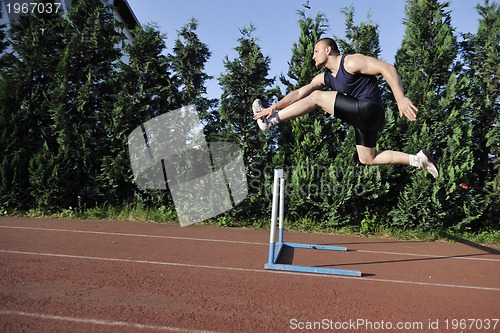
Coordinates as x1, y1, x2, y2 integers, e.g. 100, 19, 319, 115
252, 37, 438, 178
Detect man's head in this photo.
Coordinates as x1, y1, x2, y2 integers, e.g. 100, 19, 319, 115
313, 37, 340, 67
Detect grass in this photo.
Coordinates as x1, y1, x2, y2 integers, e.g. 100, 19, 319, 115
19, 203, 178, 224
4, 204, 499, 246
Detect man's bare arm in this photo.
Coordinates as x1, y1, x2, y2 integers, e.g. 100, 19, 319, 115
344, 54, 418, 121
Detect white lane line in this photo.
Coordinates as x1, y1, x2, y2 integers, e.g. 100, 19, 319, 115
1, 249, 499, 292
0, 309, 224, 332
355, 249, 500, 262
0, 225, 498, 262
0, 225, 265, 245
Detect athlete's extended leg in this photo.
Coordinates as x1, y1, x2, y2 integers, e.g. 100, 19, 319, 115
252, 91, 337, 130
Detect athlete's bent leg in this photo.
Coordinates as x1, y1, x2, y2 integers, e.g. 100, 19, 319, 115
356, 146, 411, 166
277, 90, 337, 122
356, 146, 439, 178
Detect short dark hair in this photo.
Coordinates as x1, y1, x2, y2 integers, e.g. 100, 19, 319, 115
317, 37, 340, 54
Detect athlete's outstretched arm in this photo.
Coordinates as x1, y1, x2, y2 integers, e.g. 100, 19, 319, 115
344, 54, 418, 121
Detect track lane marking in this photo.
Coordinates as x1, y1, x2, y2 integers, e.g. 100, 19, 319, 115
0, 225, 498, 262
1, 249, 499, 291
355, 249, 500, 262
0, 225, 264, 245
0, 309, 224, 332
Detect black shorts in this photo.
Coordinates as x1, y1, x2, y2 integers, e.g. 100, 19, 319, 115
334, 94, 385, 148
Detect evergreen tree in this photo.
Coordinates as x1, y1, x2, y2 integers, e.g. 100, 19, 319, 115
171, 19, 212, 106
277, 11, 334, 169
0, 4, 16, 211
170, 18, 220, 141
336, 5, 381, 57
281, 11, 329, 90
390, 0, 473, 230
485, 111, 500, 229
460, 0, 499, 229
98, 23, 176, 207
125, 23, 176, 119
0, 5, 7, 56
275, 10, 346, 223
218, 25, 279, 219
0, 0, 66, 211
322, 6, 393, 230
34, 0, 123, 210
279, 11, 332, 167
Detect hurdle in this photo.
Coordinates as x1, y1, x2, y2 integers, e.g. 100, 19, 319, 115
264, 168, 362, 277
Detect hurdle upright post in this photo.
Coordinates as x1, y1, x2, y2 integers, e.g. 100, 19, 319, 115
278, 169, 285, 244
267, 168, 281, 265
264, 167, 362, 277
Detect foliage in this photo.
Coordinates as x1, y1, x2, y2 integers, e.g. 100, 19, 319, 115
218, 25, 280, 219
0, 0, 497, 236
459, 0, 500, 229
170, 18, 219, 139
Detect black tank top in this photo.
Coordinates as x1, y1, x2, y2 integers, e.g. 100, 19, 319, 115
324, 54, 383, 106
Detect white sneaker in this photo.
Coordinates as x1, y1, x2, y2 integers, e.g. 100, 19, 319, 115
416, 150, 439, 178
252, 99, 273, 132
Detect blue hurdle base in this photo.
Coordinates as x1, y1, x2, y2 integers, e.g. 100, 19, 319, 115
264, 241, 362, 277
265, 168, 362, 277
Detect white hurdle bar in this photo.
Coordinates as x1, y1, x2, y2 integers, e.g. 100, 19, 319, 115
264, 168, 362, 277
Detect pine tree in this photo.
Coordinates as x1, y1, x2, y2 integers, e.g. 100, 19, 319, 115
171, 19, 211, 105
485, 110, 500, 229
279, 10, 332, 166
170, 18, 219, 141
36, 0, 123, 210
275, 11, 347, 223
0, 4, 16, 211
390, 0, 473, 230
0, 0, 66, 211
97, 23, 176, 207
460, 0, 499, 229
218, 25, 279, 219
336, 5, 381, 57
322, 6, 393, 230
281, 11, 329, 90
0, 5, 7, 56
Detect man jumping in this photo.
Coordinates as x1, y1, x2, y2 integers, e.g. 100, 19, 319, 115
252, 37, 439, 178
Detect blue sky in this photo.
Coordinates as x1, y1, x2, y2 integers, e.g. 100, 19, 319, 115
126, 0, 481, 99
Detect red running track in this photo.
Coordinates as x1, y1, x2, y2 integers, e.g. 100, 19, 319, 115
0, 216, 499, 332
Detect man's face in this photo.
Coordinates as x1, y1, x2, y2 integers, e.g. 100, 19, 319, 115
312, 41, 329, 67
